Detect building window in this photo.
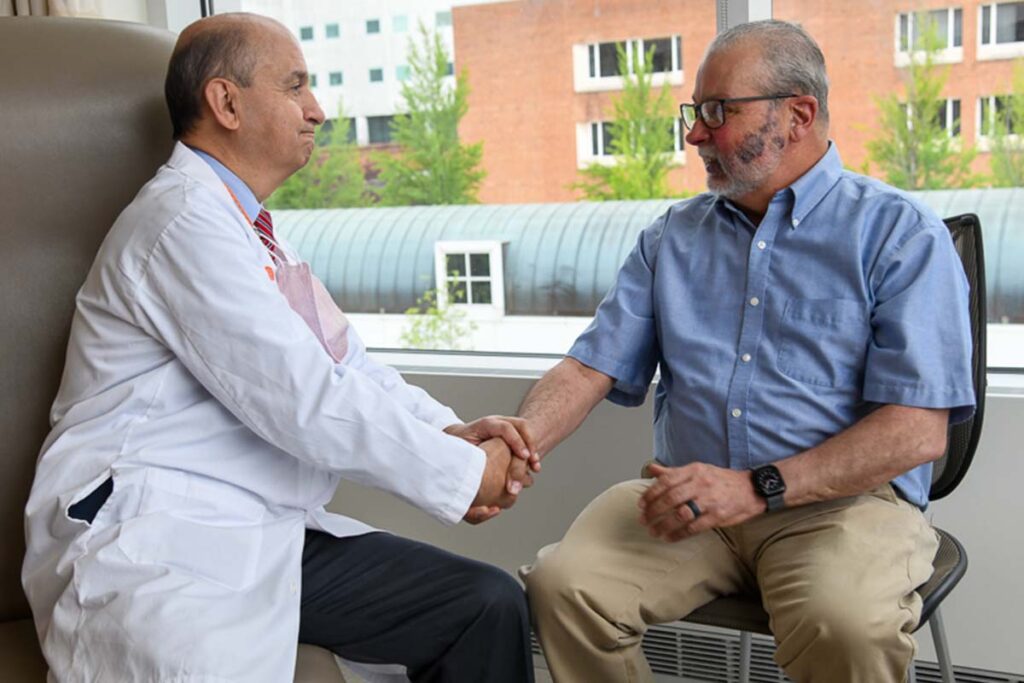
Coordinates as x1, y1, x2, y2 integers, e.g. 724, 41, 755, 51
436, 11, 452, 28
299, 26, 313, 41
393, 15, 408, 32
325, 23, 339, 39
309, 73, 318, 88
979, 95, 1018, 136
319, 118, 357, 145
939, 98, 963, 136
366, 19, 380, 34
897, 8, 962, 51
434, 241, 506, 314
575, 36, 683, 92
979, 3, 1024, 59
396, 65, 411, 82
367, 115, 395, 144
329, 71, 343, 86
586, 120, 683, 159
369, 68, 384, 83
445, 62, 455, 76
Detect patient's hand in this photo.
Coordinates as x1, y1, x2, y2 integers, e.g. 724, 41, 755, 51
463, 437, 534, 525
445, 416, 541, 473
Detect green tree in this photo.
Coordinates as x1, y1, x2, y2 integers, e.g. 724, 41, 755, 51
400, 283, 476, 350
266, 112, 368, 209
865, 15, 976, 189
376, 24, 485, 206
989, 60, 1024, 187
574, 42, 680, 200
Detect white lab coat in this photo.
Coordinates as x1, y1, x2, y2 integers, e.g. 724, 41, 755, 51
22, 143, 486, 682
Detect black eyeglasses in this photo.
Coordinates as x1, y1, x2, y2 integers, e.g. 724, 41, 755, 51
679, 94, 798, 130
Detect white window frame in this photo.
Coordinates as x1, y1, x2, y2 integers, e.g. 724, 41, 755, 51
976, 94, 1021, 150
575, 120, 686, 168
434, 241, 506, 317
978, 2, 1024, 61
894, 8, 964, 67
573, 36, 684, 93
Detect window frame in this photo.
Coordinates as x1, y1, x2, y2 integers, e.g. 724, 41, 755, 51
978, 2, 1024, 60
894, 8, 964, 66
434, 241, 507, 317
573, 35, 684, 93
575, 120, 686, 168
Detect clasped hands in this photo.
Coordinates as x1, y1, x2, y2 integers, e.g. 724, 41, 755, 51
444, 416, 541, 524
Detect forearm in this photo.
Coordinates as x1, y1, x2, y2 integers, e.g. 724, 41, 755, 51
518, 357, 614, 458
775, 404, 949, 507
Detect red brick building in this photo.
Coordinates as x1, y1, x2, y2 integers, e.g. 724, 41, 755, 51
453, 0, 1022, 203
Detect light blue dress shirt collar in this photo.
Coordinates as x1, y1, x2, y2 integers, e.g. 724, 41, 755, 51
188, 146, 262, 224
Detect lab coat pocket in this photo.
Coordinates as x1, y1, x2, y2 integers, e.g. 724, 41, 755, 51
777, 298, 870, 388
116, 490, 264, 592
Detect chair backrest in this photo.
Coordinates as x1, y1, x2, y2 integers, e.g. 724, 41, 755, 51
0, 17, 175, 622
930, 214, 987, 501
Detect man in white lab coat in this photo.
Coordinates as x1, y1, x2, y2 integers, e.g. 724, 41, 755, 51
23, 13, 536, 683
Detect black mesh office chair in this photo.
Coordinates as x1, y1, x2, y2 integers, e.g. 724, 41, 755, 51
675, 214, 986, 683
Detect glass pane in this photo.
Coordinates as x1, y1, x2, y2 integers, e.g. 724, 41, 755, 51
588, 44, 596, 78
591, 122, 599, 155
899, 14, 909, 51
954, 9, 963, 47
471, 281, 492, 304
647, 37, 672, 73
300, 26, 313, 41
367, 115, 394, 144
598, 42, 620, 77
980, 97, 991, 136
674, 36, 682, 70
369, 68, 383, 83
393, 16, 408, 33
329, 71, 342, 86
325, 23, 339, 39
469, 253, 490, 276
345, 117, 357, 144
396, 65, 410, 82
601, 122, 615, 156
448, 280, 468, 304
983, 5, 992, 44
366, 19, 380, 34
996, 2, 1024, 43
436, 11, 453, 28
446, 253, 467, 277
309, 73, 317, 88
925, 9, 949, 49
951, 99, 961, 136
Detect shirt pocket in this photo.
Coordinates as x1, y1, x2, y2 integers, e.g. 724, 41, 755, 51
776, 298, 870, 388
116, 483, 264, 592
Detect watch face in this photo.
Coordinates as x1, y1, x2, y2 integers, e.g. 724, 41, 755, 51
755, 466, 785, 495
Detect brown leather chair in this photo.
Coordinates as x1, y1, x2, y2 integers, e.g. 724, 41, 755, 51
0, 17, 344, 682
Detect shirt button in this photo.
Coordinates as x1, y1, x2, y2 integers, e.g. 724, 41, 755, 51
749, 297, 760, 306
741, 353, 752, 363
290, 581, 298, 594
757, 240, 767, 250
731, 408, 743, 418
792, 218, 800, 227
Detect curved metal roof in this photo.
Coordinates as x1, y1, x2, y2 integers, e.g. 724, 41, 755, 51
276, 190, 1024, 320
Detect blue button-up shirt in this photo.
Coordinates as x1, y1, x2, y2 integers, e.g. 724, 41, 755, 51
568, 144, 975, 508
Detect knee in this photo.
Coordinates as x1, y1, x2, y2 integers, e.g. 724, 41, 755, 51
463, 563, 529, 626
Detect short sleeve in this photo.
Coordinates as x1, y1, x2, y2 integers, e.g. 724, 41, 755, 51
567, 215, 665, 407
863, 218, 976, 423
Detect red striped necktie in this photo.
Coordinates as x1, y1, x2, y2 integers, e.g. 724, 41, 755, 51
254, 208, 276, 254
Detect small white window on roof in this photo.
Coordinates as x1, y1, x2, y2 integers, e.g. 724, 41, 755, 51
434, 241, 506, 316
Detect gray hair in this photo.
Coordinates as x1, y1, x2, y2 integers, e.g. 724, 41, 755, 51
705, 20, 830, 124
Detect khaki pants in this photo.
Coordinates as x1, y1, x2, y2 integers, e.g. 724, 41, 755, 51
522, 480, 938, 683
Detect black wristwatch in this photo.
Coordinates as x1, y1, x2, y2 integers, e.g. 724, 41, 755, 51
751, 464, 787, 512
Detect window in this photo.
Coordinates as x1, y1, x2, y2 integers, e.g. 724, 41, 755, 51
979, 3, 1024, 59
436, 11, 453, 28
367, 115, 395, 144
938, 99, 963, 136
366, 19, 380, 34
897, 8, 962, 51
575, 36, 683, 92
445, 62, 455, 76
584, 120, 684, 162
396, 65, 411, 82
309, 73, 318, 88
393, 15, 408, 32
434, 241, 506, 313
979, 95, 1018, 136
319, 117, 357, 145
369, 68, 384, 83
325, 23, 339, 39
299, 26, 313, 41
329, 71, 342, 86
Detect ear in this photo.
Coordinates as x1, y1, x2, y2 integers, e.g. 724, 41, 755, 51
202, 77, 242, 132
788, 95, 818, 142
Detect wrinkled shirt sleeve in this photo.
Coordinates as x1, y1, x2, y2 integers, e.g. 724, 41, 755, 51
567, 213, 665, 407
863, 216, 976, 424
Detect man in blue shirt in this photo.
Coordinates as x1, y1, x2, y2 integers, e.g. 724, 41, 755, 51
518, 20, 974, 683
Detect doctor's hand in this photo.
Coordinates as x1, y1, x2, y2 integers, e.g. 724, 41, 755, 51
464, 437, 532, 525
638, 462, 764, 542
445, 416, 541, 473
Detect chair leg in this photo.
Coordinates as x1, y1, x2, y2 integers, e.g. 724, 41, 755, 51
738, 631, 751, 683
929, 607, 956, 683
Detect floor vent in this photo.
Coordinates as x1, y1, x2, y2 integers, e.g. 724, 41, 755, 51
531, 623, 1024, 683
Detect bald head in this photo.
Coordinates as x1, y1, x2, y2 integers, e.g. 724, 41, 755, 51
703, 20, 830, 127
165, 13, 287, 139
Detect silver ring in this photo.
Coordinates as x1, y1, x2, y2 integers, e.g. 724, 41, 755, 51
684, 500, 701, 519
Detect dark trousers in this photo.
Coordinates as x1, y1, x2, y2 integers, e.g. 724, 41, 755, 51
299, 530, 535, 683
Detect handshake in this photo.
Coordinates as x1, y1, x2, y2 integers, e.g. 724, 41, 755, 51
443, 416, 541, 525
